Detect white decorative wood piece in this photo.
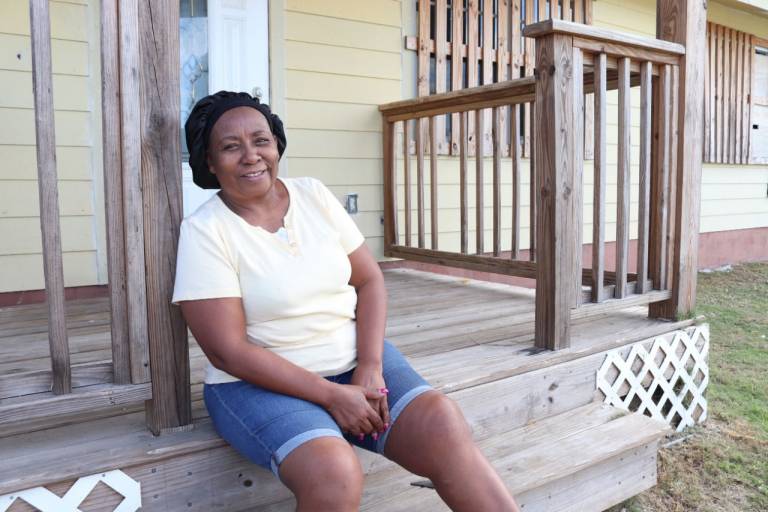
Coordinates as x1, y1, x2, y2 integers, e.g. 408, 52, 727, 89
0, 470, 140, 512
597, 325, 709, 432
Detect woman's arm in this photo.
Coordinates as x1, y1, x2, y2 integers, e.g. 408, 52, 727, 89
180, 298, 385, 435
348, 244, 391, 428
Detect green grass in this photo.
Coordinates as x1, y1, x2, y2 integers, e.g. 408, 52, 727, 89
608, 262, 768, 512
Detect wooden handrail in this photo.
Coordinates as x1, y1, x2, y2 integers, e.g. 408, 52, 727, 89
522, 19, 685, 56
379, 77, 535, 121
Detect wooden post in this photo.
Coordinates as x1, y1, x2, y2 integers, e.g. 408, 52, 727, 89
100, 0, 131, 384
138, 0, 191, 434
29, 0, 71, 394
119, 0, 151, 384
533, 33, 576, 350
653, 0, 706, 319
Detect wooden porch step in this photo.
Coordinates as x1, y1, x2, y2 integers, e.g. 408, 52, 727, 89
0, 402, 668, 511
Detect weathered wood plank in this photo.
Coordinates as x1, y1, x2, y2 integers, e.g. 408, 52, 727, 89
380, 78, 536, 122
459, 112, 469, 253
0, 383, 152, 438
138, 0, 191, 434
0, 361, 113, 400
523, 19, 685, 56
100, 0, 130, 385
29, 0, 71, 395
716, 24, 724, 163
653, 0, 707, 318
637, 61, 652, 294
497, 0, 510, 157
451, 0, 464, 155
402, 120, 412, 246
723, 28, 731, 164
529, 110, 536, 261
492, 107, 502, 256
524, 0, 534, 157
467, 0, 479, 151
435, 0, 448, 154
511, 103, 521, 259
615, 57, 631, 299
417, 0, 430, 98
475, 108, 485, 253
416, 118, 426, 248
383, 119, 397, 248
572, 47, 584, 307
428, 116, 438, 249
591, 52, 607, 303
119, 0, 150, 385
534, 34, 575, 350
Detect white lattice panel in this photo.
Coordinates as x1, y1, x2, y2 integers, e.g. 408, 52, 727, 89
0, 470, 140, 512
597, 325, 709, 432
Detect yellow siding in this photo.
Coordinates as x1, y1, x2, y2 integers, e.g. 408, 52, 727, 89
281, 0, 403, 254
593, 0, 768, 238
0, 0, 104, 293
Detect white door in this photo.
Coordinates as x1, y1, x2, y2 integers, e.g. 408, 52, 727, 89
179, 0, 270, 217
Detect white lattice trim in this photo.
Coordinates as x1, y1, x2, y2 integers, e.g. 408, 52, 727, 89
597, 325, 709, 432
0, 469, 140, 512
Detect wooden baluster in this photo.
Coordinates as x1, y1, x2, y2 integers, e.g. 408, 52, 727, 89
29, 0, 71, 394
451, 0, 464, 155
524, 0, 534, 157
417, 0, 430, 99
498, 0, 509, 156
482, 0, 494, 155
100, 0, 130, 384
460, 112, 469, 253
511, 103, 521, 260
592, 53, 607, 303
572, 48, 584, 307
416, 118, 426, 248
435, 0, 448, 154
467, 0, 479, 154
615, 57, 631, 299
403, 120, 412, 247
492, 107, 502, 256
476, 109, 485, 254
637, 61, 653, 294
651, 64, 672, 291
383, 120, 398, 248
429, 116, 439, 249
563, 0, 572, 20
574, 0, 583, 23
529, 110, 536, 262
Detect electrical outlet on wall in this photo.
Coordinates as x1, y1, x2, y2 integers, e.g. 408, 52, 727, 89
344, 193, 358, 214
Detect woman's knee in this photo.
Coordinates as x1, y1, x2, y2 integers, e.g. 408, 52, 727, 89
279, 437, 363, 506
415, 392, 472, 441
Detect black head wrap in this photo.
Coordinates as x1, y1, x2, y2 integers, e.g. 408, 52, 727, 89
184, 90, 287, 189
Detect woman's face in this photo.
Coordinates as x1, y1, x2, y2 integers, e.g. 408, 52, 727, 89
206, 106, 280, 203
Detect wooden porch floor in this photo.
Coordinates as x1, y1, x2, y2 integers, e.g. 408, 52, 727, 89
0, 268, 693, 509
0, 268, 685, 402
0, 268, 688, 407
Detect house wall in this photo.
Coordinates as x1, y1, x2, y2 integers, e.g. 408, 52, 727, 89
279, 0, 403, 258
0, 0, 106, 294
594, 0, 768, 239
2, 0, 766, 297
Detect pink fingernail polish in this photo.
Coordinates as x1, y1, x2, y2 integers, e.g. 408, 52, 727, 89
358, 433, 364, 441
372, 433, 379, 441
384, 423, 389, 430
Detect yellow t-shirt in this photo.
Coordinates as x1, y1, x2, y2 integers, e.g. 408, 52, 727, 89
171, 177, 365, 384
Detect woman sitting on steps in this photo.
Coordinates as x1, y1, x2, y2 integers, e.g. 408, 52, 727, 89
173, 90, 520, 512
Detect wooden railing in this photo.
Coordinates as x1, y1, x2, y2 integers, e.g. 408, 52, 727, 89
381, 19, 693, 351
0, 0, 189, 437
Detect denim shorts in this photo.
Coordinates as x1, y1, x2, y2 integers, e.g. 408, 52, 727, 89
203, 341, 433, 478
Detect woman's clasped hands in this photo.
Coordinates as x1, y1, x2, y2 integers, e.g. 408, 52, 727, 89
324, 364, 390, 441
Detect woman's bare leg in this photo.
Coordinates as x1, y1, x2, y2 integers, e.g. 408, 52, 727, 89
279, 437, 364, 512
384, 391, 520, 512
